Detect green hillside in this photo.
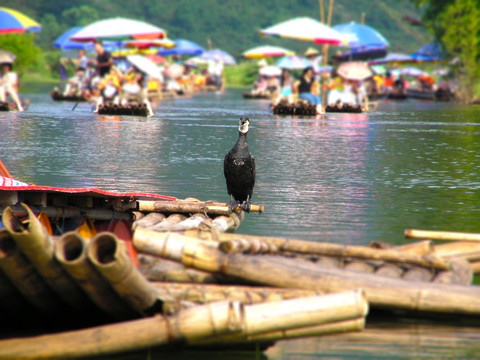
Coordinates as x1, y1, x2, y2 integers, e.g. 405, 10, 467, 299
1, 0, 428, 57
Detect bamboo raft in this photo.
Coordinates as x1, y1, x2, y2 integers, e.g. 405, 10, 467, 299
0, 184, 480, 358
96, 103, 150, 116
50, 89, 89, 102
243, 92, 272, 99
271, 100, 318, 116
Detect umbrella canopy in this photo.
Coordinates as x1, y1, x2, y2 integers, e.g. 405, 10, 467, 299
333, 22, 389, 49
125, 38, 175, 50
275, 55, 313, 70
334, 47, 387, 62
243, 45, 294, 58
70, 17, 166, 42
259, 65, 282, 77
0, 49, 17, 64
200, 49, 236, 65
0, 7, 41, 34
54, 27, 93, 51
126, 54, 163, 80
158, 39, 204, 56
411, 42, 444, 62
369, 52, 413, 65
337, 61, 372, 81
260, 17, 344, 46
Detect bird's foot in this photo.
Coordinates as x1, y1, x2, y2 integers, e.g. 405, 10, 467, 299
227, 200, 239, 211
239, 201, 251, 213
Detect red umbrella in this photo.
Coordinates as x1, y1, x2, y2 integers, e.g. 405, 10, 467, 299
337, 61, 372, 81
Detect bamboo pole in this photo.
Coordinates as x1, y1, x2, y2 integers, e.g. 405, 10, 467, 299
88, 232, 168, 316
218, 233, 452, 270
395, 240, 434, 255
55, 231, 138, 320
471, 261, 480, 273
432, 259, 472, 285
133, 229, 480, 315
150, 282, 323, 304
212, 211, 244, 233
1, 203, 89, 309
405, 229, 480, 242
137, 199, 264, 215
192, 290, 367, 346
0, 230, 64, 312
374, 264, 404, 278
402, 266, 434, 282
0, 300, 245, 360
150, 213, 187, 231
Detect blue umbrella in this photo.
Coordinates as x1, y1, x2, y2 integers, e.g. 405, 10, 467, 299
54, 27, 93, 51
333, 22, 390, 49
158, 39, 205, 56
200, 49, 236, 65
411, 42, 444, 62
334, 47, 387, 62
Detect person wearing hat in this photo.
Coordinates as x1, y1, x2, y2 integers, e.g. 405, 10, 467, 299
304, 47, 322, 74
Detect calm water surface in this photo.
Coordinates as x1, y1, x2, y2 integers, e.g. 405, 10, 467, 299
1, 87, 480, 358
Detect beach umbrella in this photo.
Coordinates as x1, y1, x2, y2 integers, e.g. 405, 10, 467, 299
158, 39, 204, 56
70, 17, 166, 42
0, 49, 16, 64
0, 7, 41, 34
200, 49, 236, 65
275, 55, 312, 70
333, 22, 389, 49
259, 65, 282, 77
337, 61, 372, 81
125, 38, 175, 50
126, 54, 163, 80
260, 17, 344, 46
243, 45, 295, 58
53, 27, 93, 51
369, 53, 413, 65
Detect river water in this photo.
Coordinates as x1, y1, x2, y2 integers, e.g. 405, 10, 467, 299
1, 87, 480, 358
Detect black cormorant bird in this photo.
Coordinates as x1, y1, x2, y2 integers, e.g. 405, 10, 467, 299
224, 117, 256, 212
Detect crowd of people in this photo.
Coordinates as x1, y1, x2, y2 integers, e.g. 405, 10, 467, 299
54, 42, 226, 116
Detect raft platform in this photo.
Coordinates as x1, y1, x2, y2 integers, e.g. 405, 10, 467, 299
272, 100, 317, 116
0, 182, 479, 358
96, 103, 149, 116
50, 90, 88, 102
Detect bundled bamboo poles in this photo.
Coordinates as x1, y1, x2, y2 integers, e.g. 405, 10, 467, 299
133, 228, 480, 315
0, 230, 65, 313
55, 231, 138, 320
87, 232, 167, 316
2, 203, 90, 309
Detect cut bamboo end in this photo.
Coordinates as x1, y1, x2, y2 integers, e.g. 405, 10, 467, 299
137, 199, 264, 215
405, 229, 480, 242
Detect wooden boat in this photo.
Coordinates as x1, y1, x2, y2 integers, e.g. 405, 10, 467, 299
50, 89, 89, 102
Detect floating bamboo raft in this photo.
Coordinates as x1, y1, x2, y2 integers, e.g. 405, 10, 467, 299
96, 103, 149, 116
243, 92, 272, 99
271, 100, 318, 116
0, 184, 479, 358
50, 90, 88, 102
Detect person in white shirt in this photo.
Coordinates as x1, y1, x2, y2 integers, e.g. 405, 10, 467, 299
0, 63, 23, 111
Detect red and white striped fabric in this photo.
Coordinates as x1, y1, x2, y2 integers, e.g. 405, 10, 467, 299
0, 175, 28, 187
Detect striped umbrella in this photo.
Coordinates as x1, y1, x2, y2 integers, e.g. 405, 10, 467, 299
0, 7, 41, 34
243, 45, 295, 58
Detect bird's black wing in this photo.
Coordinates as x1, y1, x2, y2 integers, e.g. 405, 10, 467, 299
249, 154, 256, 187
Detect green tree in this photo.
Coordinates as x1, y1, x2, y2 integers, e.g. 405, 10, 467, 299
0, 34, 41, 77
438, 0, 480, 100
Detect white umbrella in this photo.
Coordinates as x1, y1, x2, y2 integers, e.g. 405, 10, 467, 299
260, 17, 345, 46
0, 49, 16, 64
70, 17, 166, 42
337, 61, 372, 81
259, 65, 282, 77
126, 54, 163, 80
